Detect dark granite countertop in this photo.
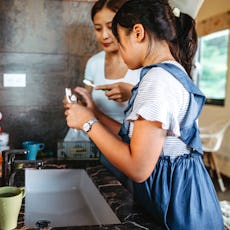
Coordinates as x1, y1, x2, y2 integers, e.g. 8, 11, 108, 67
12, 159, 162, 230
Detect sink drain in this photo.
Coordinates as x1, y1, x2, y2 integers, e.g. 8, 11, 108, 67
35, 220, 51, 229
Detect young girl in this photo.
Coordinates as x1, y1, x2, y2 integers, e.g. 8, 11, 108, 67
65, 0, 224, 229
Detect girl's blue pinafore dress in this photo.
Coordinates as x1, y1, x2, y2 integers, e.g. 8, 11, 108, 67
119, 63, 224, 230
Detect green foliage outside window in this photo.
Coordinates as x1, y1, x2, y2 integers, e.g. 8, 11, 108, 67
198, 29, 229, 104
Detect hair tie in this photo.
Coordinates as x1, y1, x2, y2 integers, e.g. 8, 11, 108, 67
173, 7, 180, 18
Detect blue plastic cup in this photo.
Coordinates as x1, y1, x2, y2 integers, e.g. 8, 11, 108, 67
22, 141, 45, 160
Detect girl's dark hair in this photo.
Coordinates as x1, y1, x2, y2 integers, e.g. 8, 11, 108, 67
91, 0, 128, 21
112, 0, 197, 77
174, 13, 197, 76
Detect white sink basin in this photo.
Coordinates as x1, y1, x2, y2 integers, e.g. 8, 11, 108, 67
25, 169, 121, 228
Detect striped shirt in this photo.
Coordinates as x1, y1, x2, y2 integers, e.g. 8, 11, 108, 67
127, 61, 191, 158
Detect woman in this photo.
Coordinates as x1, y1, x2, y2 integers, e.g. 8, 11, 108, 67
83, 0, 140, 122
66, 0, 140, 187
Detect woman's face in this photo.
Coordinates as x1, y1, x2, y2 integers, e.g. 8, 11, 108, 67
93, 7, 119, 53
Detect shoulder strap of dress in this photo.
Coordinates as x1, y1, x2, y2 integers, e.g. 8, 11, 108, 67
141, 63, 205, 98
141, 63, 206, 154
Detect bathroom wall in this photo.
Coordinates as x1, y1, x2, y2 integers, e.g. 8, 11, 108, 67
0, 0, 99, 153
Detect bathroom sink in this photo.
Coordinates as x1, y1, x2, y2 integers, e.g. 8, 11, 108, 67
25, 169, 121, 228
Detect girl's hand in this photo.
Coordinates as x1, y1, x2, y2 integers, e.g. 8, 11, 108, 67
63, 88, 87, 108
74, 86, 97, 112
63, 96, 68, 109
65, 103, 95, 130
95, 82, 134, 102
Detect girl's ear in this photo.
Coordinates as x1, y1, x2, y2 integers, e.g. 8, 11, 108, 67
133, 24, 145, 42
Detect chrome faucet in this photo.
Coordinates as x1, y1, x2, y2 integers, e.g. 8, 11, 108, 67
2, 149, 28, 186
2, 149, 45, 186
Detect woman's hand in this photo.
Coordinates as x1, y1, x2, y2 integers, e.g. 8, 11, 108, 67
95, 82, 134, 102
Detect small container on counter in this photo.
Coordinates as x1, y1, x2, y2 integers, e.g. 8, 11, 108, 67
0, 132, 9, 147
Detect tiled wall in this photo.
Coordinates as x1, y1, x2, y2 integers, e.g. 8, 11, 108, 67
0, 0, 100, 153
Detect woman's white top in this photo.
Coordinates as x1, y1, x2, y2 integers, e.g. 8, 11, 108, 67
127, 61, 191, 158
84, 51, 140, 123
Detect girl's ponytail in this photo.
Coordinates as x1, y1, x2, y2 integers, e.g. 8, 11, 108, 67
174, 12, 198, 77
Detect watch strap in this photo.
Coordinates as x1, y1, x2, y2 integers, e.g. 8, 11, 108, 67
83, 118, 98, 133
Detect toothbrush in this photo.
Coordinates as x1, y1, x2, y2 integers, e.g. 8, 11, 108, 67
83, 79, 107, 92
65, 88, 77, 103
83, 79, 96, 88
65, 88, 78, 132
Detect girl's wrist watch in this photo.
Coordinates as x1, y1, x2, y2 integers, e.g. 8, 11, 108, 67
83, 118, 98, 133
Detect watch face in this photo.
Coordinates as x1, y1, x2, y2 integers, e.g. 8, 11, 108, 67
83, 118, 98, 132
83, 122, 90, 132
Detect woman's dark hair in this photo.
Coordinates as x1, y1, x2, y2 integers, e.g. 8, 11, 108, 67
112, 0, 197, 77
91, 0, 128, 21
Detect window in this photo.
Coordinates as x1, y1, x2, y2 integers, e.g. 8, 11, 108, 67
195, 29, 229, 106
